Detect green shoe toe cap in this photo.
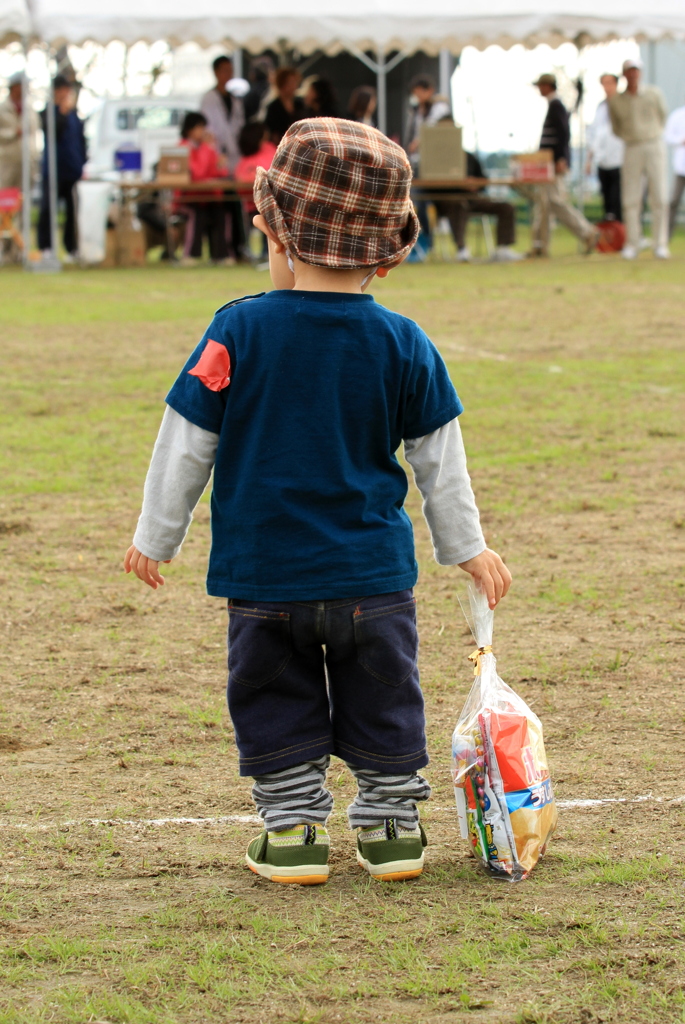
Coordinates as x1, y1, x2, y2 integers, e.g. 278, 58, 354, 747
246, 832, 329, 868
357, 836, 424, 866
267, 843, 330, 868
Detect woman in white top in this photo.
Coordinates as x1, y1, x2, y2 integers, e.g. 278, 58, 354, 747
665, 102, 685, 238
586, 73, 625, 222
200, 55, 245, 174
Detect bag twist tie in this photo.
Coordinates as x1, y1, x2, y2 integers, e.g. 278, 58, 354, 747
468, 645, 493, 676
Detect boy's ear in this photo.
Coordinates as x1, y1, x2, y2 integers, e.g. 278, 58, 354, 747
376, 255, 406, 279
253, 214, 286, 253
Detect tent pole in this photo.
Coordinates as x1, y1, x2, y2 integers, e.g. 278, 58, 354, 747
439, 48, 453, 100
577, 94, 585, 223
21, 40, 32, 267
46, 55, 59, 258
232, 49, 243, 78
376, 49, 387, 136
30, 46, 62, 272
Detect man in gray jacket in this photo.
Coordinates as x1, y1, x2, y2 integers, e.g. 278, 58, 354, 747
609, 58, 669, 259
0, 73, 38, 189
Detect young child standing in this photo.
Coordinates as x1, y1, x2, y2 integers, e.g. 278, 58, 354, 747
234, 123, 277, 260
125, 118, 511, 885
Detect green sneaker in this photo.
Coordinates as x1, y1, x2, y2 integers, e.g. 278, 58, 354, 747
245, 824, 330, 885
356, 819, 427, 881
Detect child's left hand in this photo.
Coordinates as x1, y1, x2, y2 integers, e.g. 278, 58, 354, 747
123, 545, 171, 590
458, 548, 512, 609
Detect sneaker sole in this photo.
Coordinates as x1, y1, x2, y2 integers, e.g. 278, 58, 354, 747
356, 850, 424, 881
245, 854, 329, 885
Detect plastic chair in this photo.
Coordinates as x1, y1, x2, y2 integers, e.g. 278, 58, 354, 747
431, 211, 495, 261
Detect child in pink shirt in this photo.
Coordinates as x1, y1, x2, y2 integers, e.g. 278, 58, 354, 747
235, 123, 277, 257
235, 123, 277, 213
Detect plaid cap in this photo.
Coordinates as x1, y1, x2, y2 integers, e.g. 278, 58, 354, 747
253, 117, 419, 270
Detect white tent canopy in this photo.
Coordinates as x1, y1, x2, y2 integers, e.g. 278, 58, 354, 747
23, 0, 685, 52
0, 0, 30, 46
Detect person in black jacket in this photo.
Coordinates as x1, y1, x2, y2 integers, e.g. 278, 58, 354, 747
264, 67, 306, 145
303, 77, 340, 119
528, 73, 598, 256
244, 57, 274, 122
38, 75, 87, 257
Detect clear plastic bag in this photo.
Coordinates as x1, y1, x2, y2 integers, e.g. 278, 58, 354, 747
452, 585, 557, 881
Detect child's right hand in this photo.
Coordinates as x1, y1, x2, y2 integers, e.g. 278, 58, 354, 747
457, 548, 512, 609
123, 545, 171, 590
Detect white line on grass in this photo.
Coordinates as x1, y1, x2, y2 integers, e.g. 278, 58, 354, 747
0, 814, 262, 831
1, 794, 684, 831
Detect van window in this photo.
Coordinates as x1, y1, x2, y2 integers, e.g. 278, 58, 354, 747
115, 107, 186, 131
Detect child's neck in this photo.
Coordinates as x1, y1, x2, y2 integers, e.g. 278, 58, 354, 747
291, 263, 370, 294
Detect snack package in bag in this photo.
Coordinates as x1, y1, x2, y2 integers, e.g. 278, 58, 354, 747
452, 585, 557, 880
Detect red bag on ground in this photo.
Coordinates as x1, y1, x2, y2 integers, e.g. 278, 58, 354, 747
596, 220, 626, 253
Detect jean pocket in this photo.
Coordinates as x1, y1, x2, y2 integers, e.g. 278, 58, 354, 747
228, 606, 292, 688
353, 598, 418, 687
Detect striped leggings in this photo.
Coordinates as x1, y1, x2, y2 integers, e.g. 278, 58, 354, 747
251, 755, 431, 832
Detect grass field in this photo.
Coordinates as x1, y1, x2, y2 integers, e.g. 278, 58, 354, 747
1, 241, 684, 1024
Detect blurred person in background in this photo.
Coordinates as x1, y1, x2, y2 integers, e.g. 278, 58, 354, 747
664, 97, 685, 239
586, 73, 624, 221
434, 147, 522, 263
176, 111, 230, 266
405, 75, 451, 174
265, 67, 305, 144
347, 85, 377, 126
201, 55, 247, 261
244, 57, 275, 122
235, 122, 277, 258
609, 58, 669, 259
37, 74, 86, 259
0, 72, 38, 189
529, 73, 599, 257
303, 77, 340, 118
201, 55, 244, 172
404, 75, 452, 260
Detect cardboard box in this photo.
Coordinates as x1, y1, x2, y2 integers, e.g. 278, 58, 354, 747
156, 147, 190, 186
118, 227, 146, 267
419, 123, 466, 180
102, 227, 118, 268
115, 210, 146, 267
511, 150, 555, 182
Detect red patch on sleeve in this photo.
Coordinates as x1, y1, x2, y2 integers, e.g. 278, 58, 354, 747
188, 339, 231, 392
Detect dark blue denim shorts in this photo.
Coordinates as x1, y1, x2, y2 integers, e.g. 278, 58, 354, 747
226, 590, 427, 776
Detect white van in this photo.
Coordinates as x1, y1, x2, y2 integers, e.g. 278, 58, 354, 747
84, 95, 201, 179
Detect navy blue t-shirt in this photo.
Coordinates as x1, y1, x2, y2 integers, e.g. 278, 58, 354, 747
166, 290, 462, 601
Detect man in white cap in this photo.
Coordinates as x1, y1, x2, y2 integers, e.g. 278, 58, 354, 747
609, 58, 669, 259
0, 73, 38, 189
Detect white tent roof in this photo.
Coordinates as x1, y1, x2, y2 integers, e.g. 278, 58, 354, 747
24, 0, 685, 53
0, 0, 30, 45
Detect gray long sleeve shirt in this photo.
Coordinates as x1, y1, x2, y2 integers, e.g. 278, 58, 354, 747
133, 407, 486, 568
